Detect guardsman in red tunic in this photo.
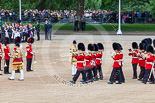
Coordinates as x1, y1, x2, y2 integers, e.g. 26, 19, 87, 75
108, 43, 122, 84
85, 44, 93, 82
142, 45, 155, 84
96, 43, 104, 80
92, 44, 98, 81
118, 43, 125, 83
128, 42, 139, 79
70, 43, 87, 84
4, 37, 11, 74
0, 43, 3, 72
137, 43, 146, 81
26, 37, 34, 72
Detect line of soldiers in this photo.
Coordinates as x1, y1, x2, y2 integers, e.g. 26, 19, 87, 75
129, 38, 155, 84
69, 38, 155, 84
69, 40, 104, 84
0, 36, 35, 81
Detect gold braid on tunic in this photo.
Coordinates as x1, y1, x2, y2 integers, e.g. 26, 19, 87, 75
11, 49, 23, 70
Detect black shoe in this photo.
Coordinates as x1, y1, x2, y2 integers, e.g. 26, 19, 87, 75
100, 77, 103, 80
70, 80, 75, 84
80, 80, 84, 83
149, 82, 155, 84
0, 74, 2, 75
132, 77, 137, 79
8, 78, 14, 80
116, 82, 122, 84
18, 79, 24, 81
107, 81, 113, 84
138, 78, 142, 81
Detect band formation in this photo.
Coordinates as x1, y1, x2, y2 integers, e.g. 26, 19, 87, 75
0, 36, 35, 81
69, 38, 155, 84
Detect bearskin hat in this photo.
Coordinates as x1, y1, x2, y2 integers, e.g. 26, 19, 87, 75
97, 43, 104, 50
142, 39, 150, 45
146, 45, 154, 54
112, 43, 120, 51
4, 37, 10, 45
148, 38, 152, 45
78, 43, 85, 51
153, 39, 155, 47
73, 40, 77, 44
28, 37, 34, 44
118, 43, 123, 50
132, 42, 138, 49
15, 37, 21, 44
94, 44, 98, 51
88, 44, 94, 51
139, 42, 144, 50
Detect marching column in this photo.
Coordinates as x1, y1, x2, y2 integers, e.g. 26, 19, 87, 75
70, 43, 87, 84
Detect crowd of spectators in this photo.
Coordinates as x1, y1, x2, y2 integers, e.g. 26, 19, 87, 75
0, 9, 153, 24
0, 22, 35, 44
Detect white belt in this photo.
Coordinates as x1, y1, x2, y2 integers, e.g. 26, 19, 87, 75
85, 60, 89, 62
96, 58, 102, 60
77, 61, 85, 63
139, 58, 144, 60
132, 57, 138, 59
146, 62, 153, 65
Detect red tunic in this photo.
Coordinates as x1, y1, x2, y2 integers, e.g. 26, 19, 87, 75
128, 50, 139, 64
96, 52, 102, 66
4, 46, 11, 60
138, 51, 146, 67
145, 54, 155, 69
112, 53, 120, 68
76, 53, 85, 69
119, 53, 123, 67
26, 45, 33, 59
85, 54, 92, 68
91, 54, 96, 68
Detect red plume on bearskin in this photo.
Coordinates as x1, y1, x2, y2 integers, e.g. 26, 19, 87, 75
15, 37, 21, 44
4, 37, 9, 44
28, 37, 34, 44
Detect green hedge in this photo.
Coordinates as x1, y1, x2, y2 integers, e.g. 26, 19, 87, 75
3, 22, 155, 31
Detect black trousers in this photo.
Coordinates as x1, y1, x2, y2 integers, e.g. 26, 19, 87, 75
92, 67, 97, 79
139, 67, 145, 79
132, 64, 138, 78
86, 68, 93, 80
37, 32, 40, 40
26, 58, 32, 71
143, 69, 154, 83
4, 60, 10, 74
109, 68, 122, 82
120, 67, 125, 82
96, 65, 103, 79
73, 69, 87, 82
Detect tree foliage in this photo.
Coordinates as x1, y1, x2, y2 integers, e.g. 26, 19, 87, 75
0, 0, 155, 18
